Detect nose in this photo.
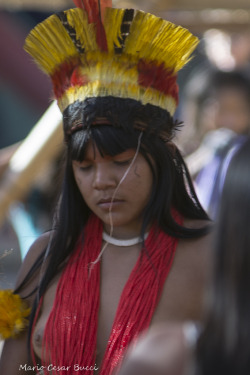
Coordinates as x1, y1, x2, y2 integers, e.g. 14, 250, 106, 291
92, 163, 117, 190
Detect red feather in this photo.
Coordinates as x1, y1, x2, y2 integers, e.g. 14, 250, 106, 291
72, 0, 84, 8
73, 0, 111, 22
100, 0, 112, 11
72, 0, 112, 51
138, 60, 179, 103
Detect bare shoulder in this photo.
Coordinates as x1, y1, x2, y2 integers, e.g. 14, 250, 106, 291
14, 231, 52, 300
154, 218, 214, 321
175, 218, 214, 277
180, 218, 214, 261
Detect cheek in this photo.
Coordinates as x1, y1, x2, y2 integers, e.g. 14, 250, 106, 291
73, 170, 82, 188
76, 177, 86, 191
73, 171, 90, 198
130, 165, 153, 195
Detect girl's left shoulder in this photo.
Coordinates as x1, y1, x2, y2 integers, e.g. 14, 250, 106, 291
180, 217, 213, 249
176, 218, 214, 279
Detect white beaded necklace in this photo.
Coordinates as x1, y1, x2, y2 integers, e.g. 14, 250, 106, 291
102, 231, 148, 247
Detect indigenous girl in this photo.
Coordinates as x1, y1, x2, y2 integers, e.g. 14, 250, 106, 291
0, 1, 212, 374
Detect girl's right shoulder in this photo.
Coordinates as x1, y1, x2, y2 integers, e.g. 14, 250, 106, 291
15, 231, 53, 303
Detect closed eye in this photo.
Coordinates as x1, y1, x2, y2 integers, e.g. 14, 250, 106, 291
79, 165, 92, 171
114, 159, 132, 166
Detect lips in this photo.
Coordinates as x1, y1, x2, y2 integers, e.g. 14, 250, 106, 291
97, 197, 124, 209
98, 198, 113, 204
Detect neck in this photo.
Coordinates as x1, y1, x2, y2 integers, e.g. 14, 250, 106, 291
103, 227, 141, 240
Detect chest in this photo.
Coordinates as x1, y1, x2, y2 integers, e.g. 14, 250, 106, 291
97, 242, 205, 354
32, 240, 205, 366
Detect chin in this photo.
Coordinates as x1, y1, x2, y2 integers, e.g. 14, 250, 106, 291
98, 211, 129, 228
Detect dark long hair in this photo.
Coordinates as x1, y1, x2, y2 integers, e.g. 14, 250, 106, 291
195, 137, 250, 375
15, 96, 210, 354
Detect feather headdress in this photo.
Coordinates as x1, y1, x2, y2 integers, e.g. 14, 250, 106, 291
24, 0, 199, 116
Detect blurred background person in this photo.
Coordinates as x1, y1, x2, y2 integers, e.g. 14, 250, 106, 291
195, 135, 250, 375
199, 70, 250, 137
185, 70, 250, 217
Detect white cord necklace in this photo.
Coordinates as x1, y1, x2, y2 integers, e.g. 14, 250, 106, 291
102, 231, 148, 247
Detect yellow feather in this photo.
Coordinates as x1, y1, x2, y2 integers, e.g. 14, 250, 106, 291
24, 7, 198, 76
124, 10, 198, 73
24, 13, 78, 75
24, 7, 198, 115
67, 8, 98, 52
0, 290, 30, 340
56, 51, 176, 113
59, 80, 176, 115
104, 8, 126, 52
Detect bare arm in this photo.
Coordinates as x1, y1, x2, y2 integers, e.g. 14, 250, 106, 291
0, 232, 51, 375
0, 333, 34, 375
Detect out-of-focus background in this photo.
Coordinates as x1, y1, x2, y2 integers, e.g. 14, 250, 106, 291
0, 0, 250, 290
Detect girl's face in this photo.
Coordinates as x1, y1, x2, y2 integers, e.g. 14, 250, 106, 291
72, 140, 153, 237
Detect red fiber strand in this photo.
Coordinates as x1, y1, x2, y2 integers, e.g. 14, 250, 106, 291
36, 212, 181, 375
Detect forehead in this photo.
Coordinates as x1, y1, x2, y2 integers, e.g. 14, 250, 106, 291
84, 140, 136, 160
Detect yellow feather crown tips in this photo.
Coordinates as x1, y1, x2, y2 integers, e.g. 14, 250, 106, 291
0, 290, 30, 340
24, 6, 199, 114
